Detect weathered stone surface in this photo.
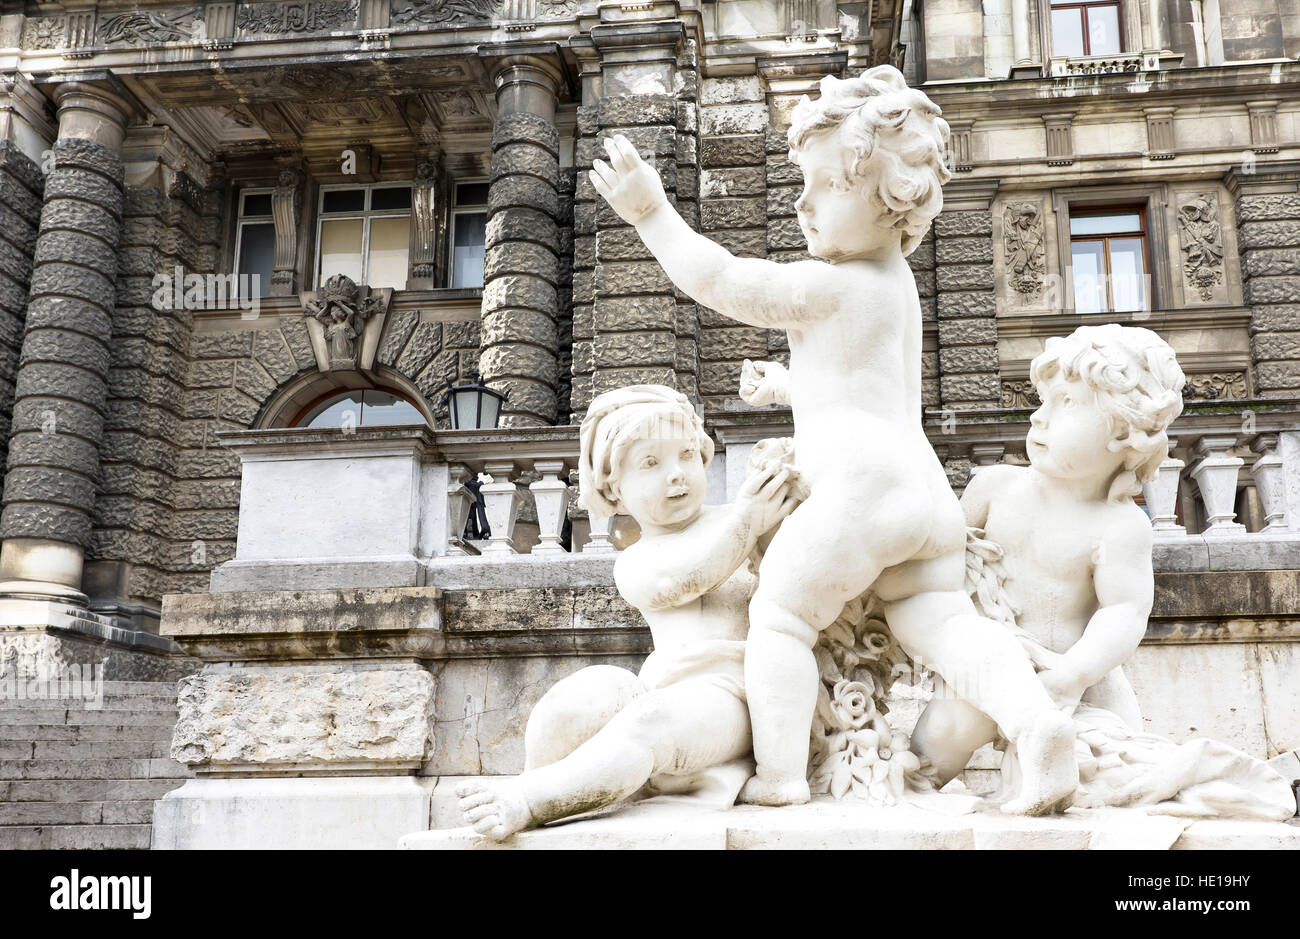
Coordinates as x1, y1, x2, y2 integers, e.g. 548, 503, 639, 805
597, 94, 676, 128
1250, 331, 1300, 361
940, 373, 1001, 403
592, 366, 676, 395
278, 319, 315, 371
939, 318, 998, 346
394, 322, 443, 379
488, 176, 559, 218
1254, 361, 1300, 390
53, 138, 125, 183
490, 142, 561, 189
18, 328, 111, 375
1237, 220, 1300, 251
938, 291, 999, 318
491, 112, 560, 157
701, 103, 768, 136
28, 264, 115, 309
934, 211, 993, 238
1245, 275, 1300, 305
936, 237, 995, 264
1249, 304, 1300, 332
936, 263, 996, 291
702, 134, 766, 168
940, 345, 1000, 373
700, 197, 766, 231
482, 275, 559, 317
595, 227, 654, 262
482, 308, 557, 348
41, 173, 123, 219
484, 240, 558, 284
700, 326, 770, 361
484, 206, 557, 245
767, 184, 799, 218
700, 76, 764, 106
700, 166, 765, 199
1236, 194, 1300, 223
593, 295, 677, 332
594, 330, 675, 368
594, 260, 673, 296
767, 217, 807, 251
171, 666, 435, 769
478, 345, 559, 386
713, 228, 768, 258
1242, 247, 1300, 278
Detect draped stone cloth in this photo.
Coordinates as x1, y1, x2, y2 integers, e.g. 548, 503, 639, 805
965, 529, 1295, 822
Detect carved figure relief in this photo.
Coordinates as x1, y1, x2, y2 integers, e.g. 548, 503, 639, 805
1002, 202, 1046, 299
100, 8, 200, 45
391, 0, 498, 26
1177, 193, 1225, 301
302, 274, 392, 371
236, 1, 360, 35
1182, 372, 1247, 401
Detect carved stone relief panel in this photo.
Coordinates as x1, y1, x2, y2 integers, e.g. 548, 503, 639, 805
1175, 192, 1226, 303
235, 1, 361, 36
1182, 372, 1248, 401
1001, 201, 1047, 303
390, 0, 499, 27
100, 8, 202, 46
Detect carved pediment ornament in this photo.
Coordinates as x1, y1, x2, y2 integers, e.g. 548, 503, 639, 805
236, 0, 360, 35
100, 8, 201, 46
1176, 193, 1225, 301
301, 274, 394, 372
1001, 202, 1046, 299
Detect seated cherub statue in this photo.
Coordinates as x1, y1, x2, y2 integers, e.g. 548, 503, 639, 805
456, 385, 801, 839
913, 324, 1295, 820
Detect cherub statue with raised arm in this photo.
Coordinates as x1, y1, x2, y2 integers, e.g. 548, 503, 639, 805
591, 65, 1078, 813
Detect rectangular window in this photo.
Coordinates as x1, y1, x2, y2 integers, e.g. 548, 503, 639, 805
449, 181, 488, 289
315, 183, 412, 290
234, 189, 274, 298
1069, 208, 1148, 314
1050, 0, 1123, 57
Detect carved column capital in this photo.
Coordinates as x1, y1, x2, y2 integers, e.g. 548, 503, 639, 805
480, 47, 564, 120
51, 81, 132, 150
271, 163, 303, 296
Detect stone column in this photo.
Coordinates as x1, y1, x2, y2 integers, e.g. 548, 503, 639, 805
1011, 0, 1032, 66
934, 179, 1002, 410
0, 82, 129, 609
570, 21, 699, 420
478, 48, 563, 427
1225, 164, 1300, 398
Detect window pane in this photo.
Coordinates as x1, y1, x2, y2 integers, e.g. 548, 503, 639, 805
360, 390, 425, 426
1108, 237, 1146, 313
1087, 6, 1121, 55
322, 188, 366, 213
455, 182, 489, 207
451, 212, 487, 288
237, 222, 275, 298
371, 186, 412, 211
1051, 10, 1085, 57
301, 391, 364, 429
242, 192, 272, 217
319, 218, 364, 284
367, 215, 410, 289
1071, 241, 1107, 314
1069, 211, 1142, 236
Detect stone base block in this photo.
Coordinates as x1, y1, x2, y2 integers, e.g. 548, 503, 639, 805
401, 786, 1300, 851
153, 776, 435, 849
210, 555, 426, 592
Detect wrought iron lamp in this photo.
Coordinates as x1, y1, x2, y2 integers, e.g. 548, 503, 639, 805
441, 371, 508, 430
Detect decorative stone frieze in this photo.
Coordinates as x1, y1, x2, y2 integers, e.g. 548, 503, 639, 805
1182, 371, 1247, 401
391, 0, 496, 27
100, 8, 201, 46
235, 0, 360, 35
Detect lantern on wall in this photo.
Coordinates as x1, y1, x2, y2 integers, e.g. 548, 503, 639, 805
441, 372, 508, 430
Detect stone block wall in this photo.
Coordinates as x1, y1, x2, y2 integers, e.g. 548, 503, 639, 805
0, 143, 43, 489
934, 208, 1000, 409
1231, 175, 1300, 397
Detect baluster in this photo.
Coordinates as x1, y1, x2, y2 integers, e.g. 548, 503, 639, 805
1141, 440, 1186, 535
445, 464, 476, 554
530, 460, 569, 554
968, 444, 1005, 477
479, 460, 522, 554
1189, 436, 1246, 535
1250, 435, 1286, 531
583, 513, 616, 553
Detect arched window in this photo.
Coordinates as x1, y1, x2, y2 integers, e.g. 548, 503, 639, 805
293, 388, 427, 429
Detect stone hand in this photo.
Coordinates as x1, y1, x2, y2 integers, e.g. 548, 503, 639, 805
739, 359, 790, 407
589, 134, 668, 226
1036, 667, 1086, 713
737, 460, 800, 534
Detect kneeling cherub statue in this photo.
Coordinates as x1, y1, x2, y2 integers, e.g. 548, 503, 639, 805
457, 385, 801, 839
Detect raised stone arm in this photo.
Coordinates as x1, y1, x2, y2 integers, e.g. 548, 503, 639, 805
590, 135, 833, 330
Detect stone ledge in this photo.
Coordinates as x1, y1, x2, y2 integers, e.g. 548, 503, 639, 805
402, 786, 1300, 850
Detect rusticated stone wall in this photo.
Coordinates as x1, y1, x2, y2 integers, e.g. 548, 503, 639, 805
0, 143, 43, 488
1230, 170, 1300, 397
933, 207, 1001, 409
479, 111, 562, 426
1, 139, 122, 549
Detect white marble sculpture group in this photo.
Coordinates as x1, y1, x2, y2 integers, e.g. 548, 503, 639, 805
456, 66, 1295, 840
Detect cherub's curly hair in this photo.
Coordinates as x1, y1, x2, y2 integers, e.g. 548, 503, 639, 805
1030, 324, 1186, 503
787, 65, 951, 257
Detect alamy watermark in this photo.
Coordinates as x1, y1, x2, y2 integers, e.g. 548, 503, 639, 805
151, 265, 261, 319
0, 660, 105, 710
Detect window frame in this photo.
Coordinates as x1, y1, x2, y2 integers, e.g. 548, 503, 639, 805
1048, 0, 1125, 57
233, 187, 276, 298
290, 385, 430, 429
1067, 204, 1151, 315
1050, 184, 1171, 316
313, 181, 414, 290
448, 178, 489, 290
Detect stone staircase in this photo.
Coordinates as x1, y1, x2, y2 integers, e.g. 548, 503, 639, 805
0, 680, 190, 849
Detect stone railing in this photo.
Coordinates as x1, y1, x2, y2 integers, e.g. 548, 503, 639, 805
1048, 52, 1157, 77
209, 400, 1300, 592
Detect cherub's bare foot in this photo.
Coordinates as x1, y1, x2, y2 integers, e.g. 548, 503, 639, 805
739, 772, 811, 806
456, 778, 535, 840
1001, 711, 1078, 816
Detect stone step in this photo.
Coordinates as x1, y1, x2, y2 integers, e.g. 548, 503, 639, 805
0, 800, 105, 825
100, 800, 158, 826
101, 681, 180, 695
0, 824, 152, 850
0, 690, 176, 706
0, 776, 186, 803
0, 709, 177, 726
0, 723, 175, 743
0, 758, 191, 780
0, 739, 176, 760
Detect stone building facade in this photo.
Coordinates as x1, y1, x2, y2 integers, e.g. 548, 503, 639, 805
0, 1, 1297, 847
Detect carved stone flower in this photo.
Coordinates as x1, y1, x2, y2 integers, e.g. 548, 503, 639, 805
829, 679, 875, 730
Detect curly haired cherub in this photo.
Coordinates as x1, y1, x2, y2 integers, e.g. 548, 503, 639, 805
592, 66, 1078, 813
